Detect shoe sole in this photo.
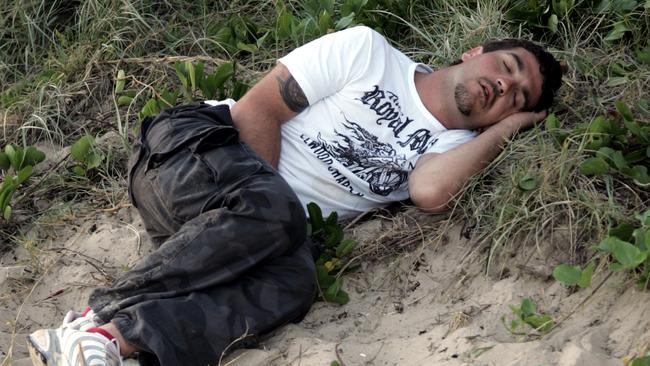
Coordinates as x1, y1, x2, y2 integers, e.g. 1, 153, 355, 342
26, 334, 48, 366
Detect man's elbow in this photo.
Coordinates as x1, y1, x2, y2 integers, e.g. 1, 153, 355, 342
409, 183, 455, 214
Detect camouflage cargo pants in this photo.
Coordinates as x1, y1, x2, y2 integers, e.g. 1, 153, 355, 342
87, 104, 317, 366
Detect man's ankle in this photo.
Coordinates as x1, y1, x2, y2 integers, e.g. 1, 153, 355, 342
100, 322, 139, 357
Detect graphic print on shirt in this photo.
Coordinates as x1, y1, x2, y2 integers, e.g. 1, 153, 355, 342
358, 85, 436, 154
302, 119, 408, 196
302, 85, 440, 197
330, 119, 409, 196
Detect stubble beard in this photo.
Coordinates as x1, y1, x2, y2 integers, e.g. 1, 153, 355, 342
454, 84, 472, 116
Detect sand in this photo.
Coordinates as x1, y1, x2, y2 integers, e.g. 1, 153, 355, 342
1, 204, 649, 365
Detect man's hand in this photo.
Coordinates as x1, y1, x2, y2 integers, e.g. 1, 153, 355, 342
489, 110, 547, 135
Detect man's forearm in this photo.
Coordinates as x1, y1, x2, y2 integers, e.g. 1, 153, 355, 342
409, 111, 545, 212
231, 106, 283, 167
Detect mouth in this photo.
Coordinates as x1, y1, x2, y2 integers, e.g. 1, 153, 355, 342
480, 81, 492, 108
479, 79, 497, 108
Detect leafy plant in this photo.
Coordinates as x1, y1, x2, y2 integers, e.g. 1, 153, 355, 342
70, 135, 104, 177
552, 101, 650, 187
502, 298, 554, 335
630, 353, 650, 366
553, 262, 595, 288
307, 202, 358, 305
597, 210, 650, 288
0, 144, 45, 220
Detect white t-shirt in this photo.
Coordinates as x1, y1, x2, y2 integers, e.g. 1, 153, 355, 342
275, 26, 475, 218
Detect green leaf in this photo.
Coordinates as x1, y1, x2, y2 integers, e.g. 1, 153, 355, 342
72, 165, 86, 176
117, 95, 133, 106
632, 228, 649, 251
578, 262, 595, 288
636, 209, 650, 226
579, 157, 609, 175
159, 89, 178, 108
16, 165, 33, 185
307, 202, 325, 234
615, 100, 634, 121
610, 238, 647, 269
631, 355, 650, 366
636, 45, 650, 65
174, 62, 189, 88
212, 62, 235, 88
0, 186, 14, 213
4, 145, 17, 170
277, 10, 294, 40
518, 173, 539, 191
604, 22, 630, 42
325, 225, 344, 248
141, 98, 161, 118
316, 264, 335, 288
524, 314, 554, 333
336, 238, 356, 257
331, 289, 350, 304
23, 146, 45, 166
547, 14, 559, 33
319, 10, 333, 34
236, 42, 258, 53
606, 76, 628, 87
335, 12, 356, 30
597, 147, 628, 170
325, 211, 338, 226
545, 113, 560, 130
3, 205, 11, 220
0, 152, 10, 171
520, 298, 536, 318
553, 264, 581, 286
630, 165, 650, 186
324, 277, 344, 302
191, 62, 204, 91
609, 223, 635, 242
588, 115, 609, 133
624, 121, 649, 143
71, 135, 92, 162
609, 262, 624, 272
115, 69, 126, 93
331, 361, 341, 366
85, 152, 103, 169
597, 236, 618, 253
341, 0, 367, 16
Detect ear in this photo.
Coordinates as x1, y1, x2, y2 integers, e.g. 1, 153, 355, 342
461, 46, 483, 62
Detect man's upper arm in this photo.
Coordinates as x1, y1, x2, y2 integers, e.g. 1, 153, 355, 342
229, 62, 308, 166
231, 62, 307, 128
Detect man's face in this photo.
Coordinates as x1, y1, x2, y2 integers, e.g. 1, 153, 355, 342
452, 46, 544, 128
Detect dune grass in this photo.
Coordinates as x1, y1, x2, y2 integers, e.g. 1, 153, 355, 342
0, 0, 649, 289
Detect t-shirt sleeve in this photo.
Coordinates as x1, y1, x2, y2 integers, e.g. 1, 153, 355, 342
425, 129, 477, 154
278, 26, 388, 105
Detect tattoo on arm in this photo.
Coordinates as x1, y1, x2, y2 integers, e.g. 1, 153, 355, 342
276, 75, 309, 113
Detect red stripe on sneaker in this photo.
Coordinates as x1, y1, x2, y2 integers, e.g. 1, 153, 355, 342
81, 306, 92, 316
87, 327, 115, 341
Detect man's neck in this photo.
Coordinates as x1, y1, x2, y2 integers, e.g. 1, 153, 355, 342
414, 70, 460, 129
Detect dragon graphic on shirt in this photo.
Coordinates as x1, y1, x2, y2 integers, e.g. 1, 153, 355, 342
318, 118, 409, 196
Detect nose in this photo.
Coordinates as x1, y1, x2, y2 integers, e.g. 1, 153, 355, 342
496, 77, 513, 95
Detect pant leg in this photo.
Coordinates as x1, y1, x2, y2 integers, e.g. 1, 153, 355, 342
88, 105, 316, 365
112, 240, 315, 366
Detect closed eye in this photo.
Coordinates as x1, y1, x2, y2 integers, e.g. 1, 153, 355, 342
503, 61, 512, 74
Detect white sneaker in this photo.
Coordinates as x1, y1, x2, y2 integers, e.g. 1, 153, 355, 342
61, 307, 98, 331
27, 327, 123, 366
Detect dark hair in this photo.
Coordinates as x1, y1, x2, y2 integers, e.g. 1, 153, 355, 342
481, 39, 564, 112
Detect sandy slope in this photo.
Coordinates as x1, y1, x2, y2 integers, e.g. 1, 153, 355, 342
1, 207, 649, 365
